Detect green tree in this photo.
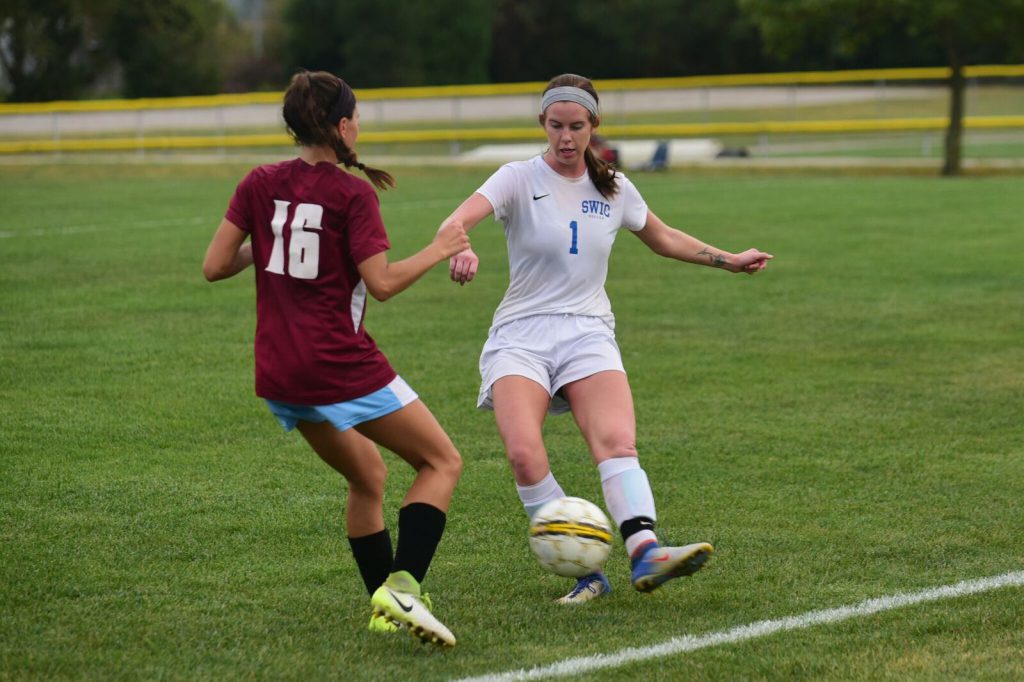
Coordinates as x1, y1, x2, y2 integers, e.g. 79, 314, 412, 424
222, 0, 290, 91
109, 0, 227, 98
742, 0, 1024, 176
488, 0, 772, 83
411, 0, 492, 85
280, 0, 346, 79
0, 0, 114, 101
594, 0, 769, 78
488, 0, 595, 82
282, 0, 492, 87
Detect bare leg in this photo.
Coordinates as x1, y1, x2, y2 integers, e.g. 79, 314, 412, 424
491, 375, 554, 485
354, 399, 462, 511
358, 399, 462, 601
297, 420, 388, 537
563, 370, 657, 555
299, 400, 462, 645
561, 370, 638, 464
563, 370, 713, 589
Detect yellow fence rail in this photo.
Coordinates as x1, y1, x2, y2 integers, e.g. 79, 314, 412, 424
1, 65, 1021, 155
1, 64, 1022, 116
2, 116, 1022, 155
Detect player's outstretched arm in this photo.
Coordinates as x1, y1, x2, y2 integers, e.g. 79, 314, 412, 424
203, 219, 254, 281
442, 193, 494, 285
633, 210, 773, 274
358, 222, 470, 301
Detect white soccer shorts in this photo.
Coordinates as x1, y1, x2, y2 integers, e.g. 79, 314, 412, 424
477, 314, 625, 415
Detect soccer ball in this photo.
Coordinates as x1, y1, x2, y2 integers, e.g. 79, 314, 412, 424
528, 496, 612, 577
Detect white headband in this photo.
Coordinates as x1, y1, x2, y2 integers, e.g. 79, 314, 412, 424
540, 86, 598, 117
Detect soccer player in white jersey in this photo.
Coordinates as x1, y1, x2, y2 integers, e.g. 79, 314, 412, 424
441, 73, 773, 604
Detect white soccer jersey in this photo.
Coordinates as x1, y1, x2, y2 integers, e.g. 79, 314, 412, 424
476, 155, 649, 331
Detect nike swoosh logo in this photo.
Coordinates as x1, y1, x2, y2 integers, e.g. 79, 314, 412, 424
532, 193, 550, 200
652, 553, 672, 562
388, 590, 414, 612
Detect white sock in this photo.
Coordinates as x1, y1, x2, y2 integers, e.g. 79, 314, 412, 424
598, 457, 658, 557
516, 471, 565, 520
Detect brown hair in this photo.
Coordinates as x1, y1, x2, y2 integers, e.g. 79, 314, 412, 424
539, 73, 618, 199
282, 70, 395, 191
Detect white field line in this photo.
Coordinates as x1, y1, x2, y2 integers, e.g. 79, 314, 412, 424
453, 570, 1024, 682
0, 198, 464, 239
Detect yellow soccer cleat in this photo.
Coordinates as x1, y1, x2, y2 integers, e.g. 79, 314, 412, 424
368, 592, 432, 633
368, 611, 400, 633
370, 571, 455, 648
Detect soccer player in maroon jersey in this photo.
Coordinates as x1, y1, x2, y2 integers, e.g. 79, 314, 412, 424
203, 70, 467, 648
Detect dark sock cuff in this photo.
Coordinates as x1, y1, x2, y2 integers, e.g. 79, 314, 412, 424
400, 502, 446, 527
348, 528, 392, 550
619, 516, 655, 541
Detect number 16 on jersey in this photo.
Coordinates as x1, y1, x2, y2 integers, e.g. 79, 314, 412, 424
266, 200, 323, 280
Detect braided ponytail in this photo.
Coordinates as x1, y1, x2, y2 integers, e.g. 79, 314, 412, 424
282, 69, 395, 190
333, 140, 395, 191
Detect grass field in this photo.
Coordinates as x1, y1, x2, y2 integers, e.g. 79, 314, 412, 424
1, 162, 1022, 681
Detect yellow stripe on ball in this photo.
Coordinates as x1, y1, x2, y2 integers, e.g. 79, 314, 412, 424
530, 522, 612, 544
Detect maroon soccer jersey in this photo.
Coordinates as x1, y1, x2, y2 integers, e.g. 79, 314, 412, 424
226, 159, 397, 404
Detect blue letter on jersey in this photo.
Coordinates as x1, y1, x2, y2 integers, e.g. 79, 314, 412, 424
581, 200, 611, 217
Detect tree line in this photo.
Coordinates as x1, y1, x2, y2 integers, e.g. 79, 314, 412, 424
2, 0, 1022, 102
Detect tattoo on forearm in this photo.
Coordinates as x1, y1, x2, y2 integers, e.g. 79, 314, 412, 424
698, 247, 727, 267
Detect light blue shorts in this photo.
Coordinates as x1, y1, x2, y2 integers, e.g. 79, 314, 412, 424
266, 376, 418, 432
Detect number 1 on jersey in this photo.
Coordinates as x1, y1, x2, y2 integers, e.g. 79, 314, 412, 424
568, 220, 579, 255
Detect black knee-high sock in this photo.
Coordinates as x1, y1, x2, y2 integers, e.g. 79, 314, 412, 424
348, 529, 393, 595
392, 503, 446, 585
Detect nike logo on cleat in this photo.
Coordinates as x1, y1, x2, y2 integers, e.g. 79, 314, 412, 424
532, 193, 550, 200
652, 553, 672, 562
388, 590, 415, 612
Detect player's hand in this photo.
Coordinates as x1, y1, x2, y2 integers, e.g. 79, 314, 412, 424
434, 222, 471, 260
730, 248, 773, 274
450, 248, 479, 285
